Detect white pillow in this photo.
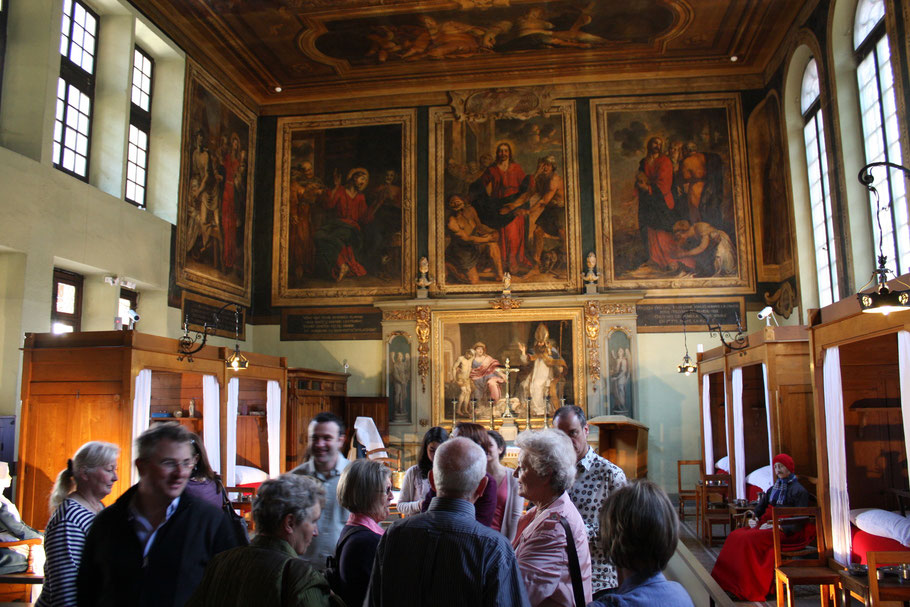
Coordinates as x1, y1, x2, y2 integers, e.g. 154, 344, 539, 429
715, 456, 729, 473
745, 465, 773, 491
851, 508, 910, 546
234, 465, 268, 486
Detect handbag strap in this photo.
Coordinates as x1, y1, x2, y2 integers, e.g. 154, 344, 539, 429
558, 515, 586, 607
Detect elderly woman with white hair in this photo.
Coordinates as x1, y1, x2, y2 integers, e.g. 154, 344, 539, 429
512, 428, 592, 607
187, 474, 334, 607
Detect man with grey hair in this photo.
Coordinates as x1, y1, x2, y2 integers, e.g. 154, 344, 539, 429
366, 437, 529, 607
78, 423, 241, 607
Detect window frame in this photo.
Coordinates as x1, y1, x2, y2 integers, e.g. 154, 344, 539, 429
52, 268, 84, 333
53, 0, 99, 181
125, 45, 154, 208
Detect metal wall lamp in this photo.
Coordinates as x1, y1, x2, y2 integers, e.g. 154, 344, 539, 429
178, 303, 248, 369
677, 309, 747, 375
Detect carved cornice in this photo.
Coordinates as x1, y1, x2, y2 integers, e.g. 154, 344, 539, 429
383, 309, 417, 321
489, 296, 524, 310
597, 303, 636, 315
449, 86, 554, 122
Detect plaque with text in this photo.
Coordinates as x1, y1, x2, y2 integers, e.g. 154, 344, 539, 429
181, 292, 246, 340
281, 307, 382, 340
636, 297, 745, 333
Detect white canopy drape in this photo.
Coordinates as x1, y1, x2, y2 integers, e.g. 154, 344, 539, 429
702, 373, 714, 474
898, 332, 910, 480
225, 378, 239, 488
266, 380, 281, 478
130, 369, 152, 484
823, 346, 851, 564
762, 364, 774, 467
202, 375, 221, 475
731, 367, 746, 499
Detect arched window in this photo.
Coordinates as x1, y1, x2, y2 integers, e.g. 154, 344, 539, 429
801, 58, 839, 306
853, 0, 908, 275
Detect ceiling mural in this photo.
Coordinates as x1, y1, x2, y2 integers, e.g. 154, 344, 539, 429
128, 0, 809, 107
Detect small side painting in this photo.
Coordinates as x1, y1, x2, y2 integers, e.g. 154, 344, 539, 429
606, 328, 633, 417
176, 61, 256, 305
429, 101, 581, 294
387, 333, 412, 424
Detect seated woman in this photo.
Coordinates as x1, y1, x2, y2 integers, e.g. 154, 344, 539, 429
589, 480, 693, 606
487, 429, 523, 541
398, 426, 447, 516
420, 422, 498, 526
328, 459, 392, 607
512, 428, 592, 607
0, 461, 43, 576
711, 453, 809, 601
37, 442, 119, 607
183, 433, 223, 510
187, 474, 333, 607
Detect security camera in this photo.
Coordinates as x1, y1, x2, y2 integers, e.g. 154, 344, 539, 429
757, 306, 773, 320
127, 309, 140, 322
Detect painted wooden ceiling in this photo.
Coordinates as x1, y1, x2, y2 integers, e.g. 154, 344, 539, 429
128, 0, 809, 112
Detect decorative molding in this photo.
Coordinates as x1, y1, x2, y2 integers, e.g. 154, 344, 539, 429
449, 86, 555, 122
584, 301, 601, 386
597, 303, 636, 315
382, 309, 417, 321
386, 330, 411, 343
489, 296, 523, 310
415, 306, 431, 393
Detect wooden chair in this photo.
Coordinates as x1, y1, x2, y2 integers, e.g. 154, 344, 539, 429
677, 459, 702, 521
771, 506, 838, 607
701, 473, 732, 546
225, 485, 257, 532
867, 551, 910, 606
0, 537, 44, 603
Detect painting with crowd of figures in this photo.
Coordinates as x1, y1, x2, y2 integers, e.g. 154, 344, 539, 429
428, 100, 580, 294
272, 109, 416, 305
591, 94, 754, 296
176, 61, 256, 305
431, 308, 585, 426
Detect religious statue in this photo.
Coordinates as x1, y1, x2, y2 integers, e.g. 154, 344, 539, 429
582, 251, 599, 283
416, 256, 434, 288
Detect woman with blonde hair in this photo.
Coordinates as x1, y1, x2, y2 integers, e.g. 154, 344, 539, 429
36, 440, 120, 607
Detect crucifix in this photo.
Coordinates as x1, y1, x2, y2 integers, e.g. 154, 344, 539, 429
500, 357, 520, 419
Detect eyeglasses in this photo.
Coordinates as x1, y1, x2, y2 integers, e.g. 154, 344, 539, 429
157, 455, 198, 472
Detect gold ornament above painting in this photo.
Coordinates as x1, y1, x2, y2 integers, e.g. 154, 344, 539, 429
428, 98, 582, 295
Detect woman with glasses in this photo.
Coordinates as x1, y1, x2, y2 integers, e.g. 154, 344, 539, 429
326, 458, 392, 607
183, 433, 223, 510
36, 441, 120, 607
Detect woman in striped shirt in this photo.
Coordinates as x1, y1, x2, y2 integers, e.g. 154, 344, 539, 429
36, 441, 120, 607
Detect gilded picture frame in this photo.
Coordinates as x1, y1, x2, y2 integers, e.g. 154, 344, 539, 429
272, 109, 417, 305
591, 94, 754, 296
428, 101, 581, 294
175, 61, 256, 305
431, 307, 585, 428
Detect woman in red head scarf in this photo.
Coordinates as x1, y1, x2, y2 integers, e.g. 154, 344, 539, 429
711, 453, 810, 601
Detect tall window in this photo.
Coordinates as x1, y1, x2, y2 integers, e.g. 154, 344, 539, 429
53, 0, 98, 180
801, 58, 840, 307
126, 46, 153, 207
118, 287, 138, 327
854, 0, 909, 275
52, 269, 84, 333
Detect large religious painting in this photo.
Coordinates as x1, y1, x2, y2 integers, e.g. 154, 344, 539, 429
272, 109, 416, 305
176, 61, 256, 305
747, 92, 796, 284
431, 308, 585, 427
428, 101, 581, 294
591, 94, 754, 295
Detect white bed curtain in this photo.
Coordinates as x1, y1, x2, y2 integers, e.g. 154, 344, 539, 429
762, 364, 774, 467
899, 331, 910, 479
731, 367, 746, 499
823, 346, 851, 564
702, 374, 714, 474
266, 380, 281, 478
202, 375, 221, 475
130, 369, 152, 484
723, 378, 730, 470
225, 378, 239, 489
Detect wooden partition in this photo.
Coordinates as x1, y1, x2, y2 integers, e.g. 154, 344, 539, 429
18, 330, 286, 529
285, 368, 348, 470
698, 326, 814, 498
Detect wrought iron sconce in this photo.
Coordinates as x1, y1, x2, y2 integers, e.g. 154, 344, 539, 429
677, 309, 747, 375
178, 303, 247, 370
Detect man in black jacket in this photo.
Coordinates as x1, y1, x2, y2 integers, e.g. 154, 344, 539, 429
77, 423, 239, 607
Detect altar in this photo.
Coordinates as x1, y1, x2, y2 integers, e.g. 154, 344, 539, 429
373, 291, 643, 463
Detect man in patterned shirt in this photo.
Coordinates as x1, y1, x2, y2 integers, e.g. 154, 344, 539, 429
554, 405, 627, 593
